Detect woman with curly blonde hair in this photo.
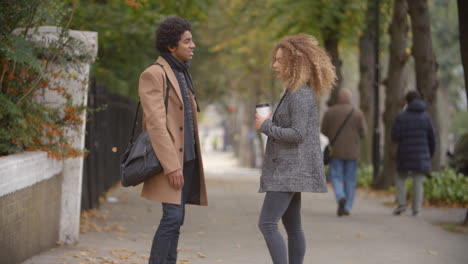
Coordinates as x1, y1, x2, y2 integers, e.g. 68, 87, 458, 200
255, 34, 336, 264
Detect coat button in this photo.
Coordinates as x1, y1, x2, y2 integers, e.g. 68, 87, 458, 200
272, 158, 277, 163
179, 126, 183, 131
179, 148, 183, 152
179, 106, 183, 110
272, 139, 276, 142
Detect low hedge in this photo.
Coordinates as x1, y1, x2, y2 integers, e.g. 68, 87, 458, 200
357, 164, 468, 206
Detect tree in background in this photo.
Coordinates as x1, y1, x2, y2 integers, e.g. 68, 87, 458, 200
268, 0, 366, 106
0, 0, 93, 158
458, 0, 468, 106
195, 0, 281, 167
429, 0, 464, 167
68, 0, 212, 98
408, 0, 440, 169
357, 0, 378, 164
375, 0, 409, 189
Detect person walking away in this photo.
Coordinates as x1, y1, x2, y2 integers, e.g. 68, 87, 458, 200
321, 89, 367, 216
392, 90, 436, 216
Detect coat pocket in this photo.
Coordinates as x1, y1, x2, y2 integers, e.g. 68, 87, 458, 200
276, 143, 299, 160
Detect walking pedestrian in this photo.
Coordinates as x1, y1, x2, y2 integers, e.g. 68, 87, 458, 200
255, 34, 335, 264
138, 16, 208, 264
392, 90, 436, 216
321, 88, 368, 216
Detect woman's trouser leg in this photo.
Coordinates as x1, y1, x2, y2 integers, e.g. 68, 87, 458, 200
259, 192, 305, 264
282, 192, 305, 264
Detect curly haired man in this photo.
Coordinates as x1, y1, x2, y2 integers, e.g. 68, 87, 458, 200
137, 16, 208, 264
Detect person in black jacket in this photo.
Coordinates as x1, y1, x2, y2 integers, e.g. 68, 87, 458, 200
391, 91, 436, 216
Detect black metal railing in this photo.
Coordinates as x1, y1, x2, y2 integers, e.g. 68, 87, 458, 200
81, 77, 140, 210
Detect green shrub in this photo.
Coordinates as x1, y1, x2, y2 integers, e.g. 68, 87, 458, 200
357, 163, 373, 188
0, 1, 90, 159
425, 168, 468, 205
356, 164, 467, 205
401, 168, 468, 205
449, 132, 468, 176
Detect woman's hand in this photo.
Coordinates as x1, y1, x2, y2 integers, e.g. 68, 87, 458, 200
255, 113, 272, 130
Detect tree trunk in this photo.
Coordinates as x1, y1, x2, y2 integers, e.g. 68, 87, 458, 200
454, 6, 467, 223
374, 0, 409, 189
325, 31, 343, 106
238, 90, 256, 168
464, 210, 468, 226
238, 72, 264, 168
358, 0, 378, 164
408, 0, 441, 170
458, 0, 468, 107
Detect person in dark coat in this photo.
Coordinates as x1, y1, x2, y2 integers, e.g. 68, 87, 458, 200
392, 90, 436, 216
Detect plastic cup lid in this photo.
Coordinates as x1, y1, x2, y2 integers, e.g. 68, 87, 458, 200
256, 103, 270, 108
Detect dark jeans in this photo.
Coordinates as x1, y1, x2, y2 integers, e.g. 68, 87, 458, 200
148, 159, 196, 264
258, 192, 306, 264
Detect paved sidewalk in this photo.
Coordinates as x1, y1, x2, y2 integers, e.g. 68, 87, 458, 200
24, 151, 468, 264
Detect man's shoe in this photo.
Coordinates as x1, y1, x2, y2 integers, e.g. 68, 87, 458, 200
393, 205, 407, 215
337, 198, 346, 216
343, 210, 350, 216
412, 211, 419, 216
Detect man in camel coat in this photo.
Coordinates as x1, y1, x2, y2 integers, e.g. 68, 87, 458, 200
138, 16, 207, 264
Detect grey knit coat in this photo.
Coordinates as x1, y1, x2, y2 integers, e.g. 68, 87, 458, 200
259, 86, 327, 193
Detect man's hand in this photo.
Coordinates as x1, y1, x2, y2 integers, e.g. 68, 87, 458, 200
167, 169, 184, 190
255, 113, 272, 130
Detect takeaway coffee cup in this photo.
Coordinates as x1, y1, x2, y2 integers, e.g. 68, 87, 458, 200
256, 103, 272, 118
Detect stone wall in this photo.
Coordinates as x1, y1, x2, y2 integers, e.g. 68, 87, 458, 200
0, 152, 63, 264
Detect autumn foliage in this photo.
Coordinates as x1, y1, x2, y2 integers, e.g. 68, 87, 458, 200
0, 0, 87, 160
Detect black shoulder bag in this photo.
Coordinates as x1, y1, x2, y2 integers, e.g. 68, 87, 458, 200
323, 108, 354, 165
120, 63, 170, 187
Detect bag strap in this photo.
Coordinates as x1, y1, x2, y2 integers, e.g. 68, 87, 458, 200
129, 63, 170, 144
330, 108, 354, 145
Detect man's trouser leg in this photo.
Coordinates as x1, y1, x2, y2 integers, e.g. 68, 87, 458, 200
343, 160, 358, 211
149, 159, 196, 264
411, 172, 425, 214
149, 203, 185, 264
329, 159, 345, 202
395, 173, 407, 208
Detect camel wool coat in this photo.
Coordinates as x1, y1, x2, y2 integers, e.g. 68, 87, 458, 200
138, 56, 207, 206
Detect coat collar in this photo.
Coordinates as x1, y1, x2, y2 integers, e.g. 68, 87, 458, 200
156, 56, 183, 104
272, 90, 288, 122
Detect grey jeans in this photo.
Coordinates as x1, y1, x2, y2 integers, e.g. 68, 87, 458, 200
395, 171, 425, 213
258, 192, 305, 264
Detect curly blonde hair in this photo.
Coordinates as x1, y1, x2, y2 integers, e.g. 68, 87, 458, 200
273, 34, 336, 97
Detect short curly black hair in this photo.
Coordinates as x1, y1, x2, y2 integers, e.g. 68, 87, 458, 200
155, 16, 192, 53
405, 90, 421, 103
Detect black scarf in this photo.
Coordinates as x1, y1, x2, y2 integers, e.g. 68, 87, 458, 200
161, 52, 200, 112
